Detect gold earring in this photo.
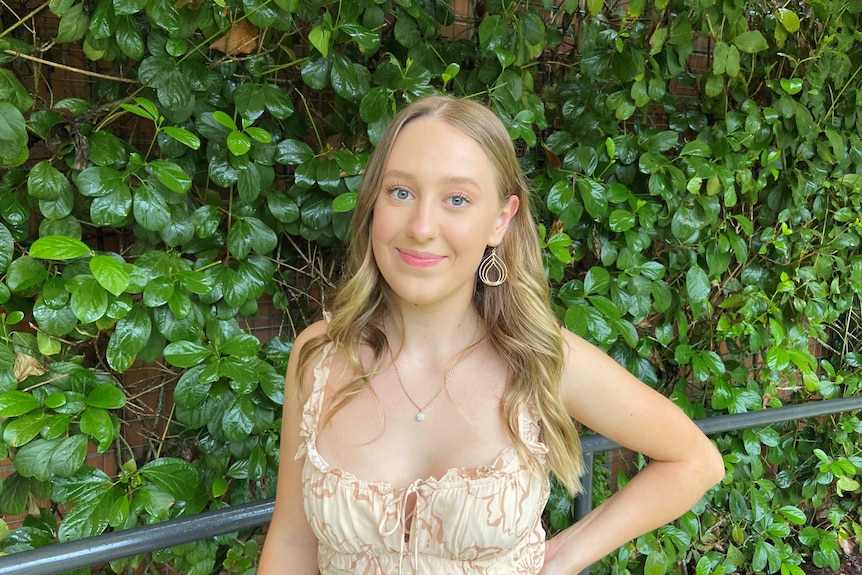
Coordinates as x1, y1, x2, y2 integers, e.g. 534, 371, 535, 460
479, 247, 507, 286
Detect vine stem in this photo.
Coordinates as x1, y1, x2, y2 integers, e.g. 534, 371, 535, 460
0, 0, 49, 40
3, 49, 139, 84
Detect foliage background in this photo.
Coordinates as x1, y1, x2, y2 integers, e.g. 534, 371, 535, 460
0, 0, 861, 574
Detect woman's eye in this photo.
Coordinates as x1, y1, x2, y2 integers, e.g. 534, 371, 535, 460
391, 188, 411, 200
448, 195, 468, 207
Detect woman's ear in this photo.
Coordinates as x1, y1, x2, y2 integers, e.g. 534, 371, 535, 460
488, 194, 520, 246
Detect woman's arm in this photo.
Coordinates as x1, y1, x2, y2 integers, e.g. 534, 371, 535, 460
542, 329, 726, 575
257, 323, 327, 575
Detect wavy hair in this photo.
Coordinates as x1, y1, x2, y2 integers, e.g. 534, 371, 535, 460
295, 95, 584, 494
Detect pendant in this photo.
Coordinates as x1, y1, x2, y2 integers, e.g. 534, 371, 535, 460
416, 412, 425, 422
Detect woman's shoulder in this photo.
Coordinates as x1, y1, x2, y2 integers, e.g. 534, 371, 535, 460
294, 319, 329, 350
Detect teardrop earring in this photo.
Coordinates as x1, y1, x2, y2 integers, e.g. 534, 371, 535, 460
478, 247, 508, 286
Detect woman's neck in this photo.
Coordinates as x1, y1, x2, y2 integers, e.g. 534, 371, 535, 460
386, 301, 482, 360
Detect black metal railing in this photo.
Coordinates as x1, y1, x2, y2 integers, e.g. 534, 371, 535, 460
2, 396, 861, 575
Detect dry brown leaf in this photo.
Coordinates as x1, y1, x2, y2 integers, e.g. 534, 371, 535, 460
211, 20, 260, 56
14, 352, 48, 382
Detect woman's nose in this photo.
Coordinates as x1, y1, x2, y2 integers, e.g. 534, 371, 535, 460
406, 200, 439, 241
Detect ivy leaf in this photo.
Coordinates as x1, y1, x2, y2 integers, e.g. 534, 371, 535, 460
0, 223, 13, 274
0, 390, 39, 417
57, 486, 117, 542
91, 187, 133, 226
263, 84, 294, 119
79, 406, 115, 450
105, 307, 151, 373
27, 160, 71, 200
30, 235, 91, 260
4, 413, 49, 447
275, 139, 315, 165
234, 83, 267, 121
86, 385, 126, 409
330, 53, 371, 102
577, 178, 608, 218
301, 53, 331, 89
174, 365, 210, 408
308, 22, 332, 57
148, 160, 191, 194
89, 254, 131, 296
686, 265, 711, 303
139, 457, 199, 500
75, 166, 126, 197
55, 3, 88, 43
164, 340, 214, 367
222, 395, 255, 441
332, 192, 357, 213
134, 183, 171, 231
732, 30, 768, 54
7, 256, 49, 293
161, 126, 200, 150
71, 278, 109, 324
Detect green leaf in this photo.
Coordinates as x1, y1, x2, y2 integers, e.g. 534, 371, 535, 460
86, 385, 126, 409
686, 265, 711, 303
91, 187, 133, 226
134, 183, 171, 231
116, 16, 145, 59
0, 390, 39, 416
330, 53, 370, 102
608, 209, 636, 232
28, 160, 71, 201
57, 486, 116, 541
71, 278, 109, 324
139, 457, 199, 500
6, 256, 49, 293
162, 126, 200, 150
30, 235, 91, 260
0, 223, 13, 274
148, 160, 191, 194
577, 178, 608, 218
308, 22, 332, 57
55, 3, 88, 43
268, 192, 300, 223
106, 306, 152, 372
301, 53, 331, 90
89, 255, 131, 296
174, 365, 210, 408
222, 395, 255, 441
777, 8, 800, 33
332, 192, 357, 213
227, 131, 252, 156
340, 22, 379, 53
79, 406, 115, 450
4, 413, 48, 447
113, 0, 148, 16
75, 166, 126, 197
584, 267, 610, 295
263, 84, 294, 119
275, 139, 315, 165
164, 341, 214, 367
732, 30, 768, 54
0, 69, 35, 112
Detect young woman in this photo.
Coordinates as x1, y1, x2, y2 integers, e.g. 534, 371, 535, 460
258, 96, 725, 575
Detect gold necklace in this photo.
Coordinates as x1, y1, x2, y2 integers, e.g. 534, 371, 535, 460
384, 317, 480, 422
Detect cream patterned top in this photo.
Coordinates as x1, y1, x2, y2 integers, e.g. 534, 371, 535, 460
295, 343, 552, 575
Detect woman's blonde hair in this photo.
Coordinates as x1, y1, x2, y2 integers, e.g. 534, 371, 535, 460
295, 95, 584, 493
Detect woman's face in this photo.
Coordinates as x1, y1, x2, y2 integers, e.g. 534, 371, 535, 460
370, 118, 519, 311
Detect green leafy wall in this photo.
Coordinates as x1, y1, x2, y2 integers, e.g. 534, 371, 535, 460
0, 0, 861, 574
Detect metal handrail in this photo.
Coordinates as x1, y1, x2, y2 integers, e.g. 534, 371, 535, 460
1, 396, 861, 575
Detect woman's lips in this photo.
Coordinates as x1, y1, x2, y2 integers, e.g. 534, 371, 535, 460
397, 249, 445, 268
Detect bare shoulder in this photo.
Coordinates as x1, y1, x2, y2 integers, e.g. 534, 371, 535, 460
293, 319, 329, 351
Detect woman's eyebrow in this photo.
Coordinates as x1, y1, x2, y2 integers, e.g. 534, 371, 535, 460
382, 169, 481, 189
